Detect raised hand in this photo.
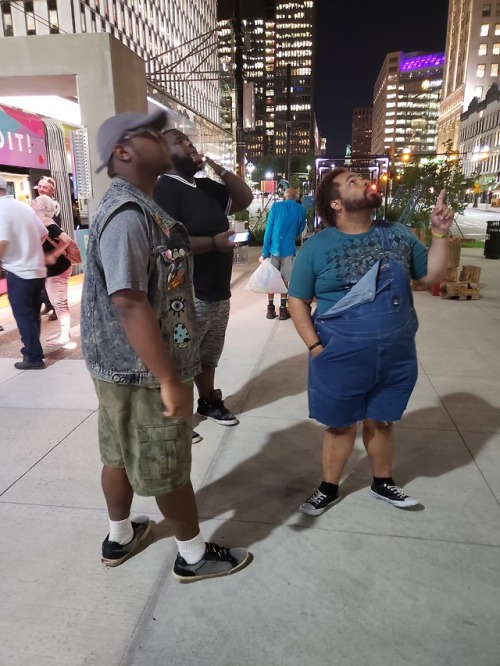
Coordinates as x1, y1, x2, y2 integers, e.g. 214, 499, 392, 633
430, 189, 454, 235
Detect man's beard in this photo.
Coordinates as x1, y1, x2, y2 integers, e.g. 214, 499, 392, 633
342, 190, 383, 212
171, 153, 202, 178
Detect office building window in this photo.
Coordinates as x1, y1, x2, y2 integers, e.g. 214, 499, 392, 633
480, 23, 490, 35
482, 3, 492, 16
80, 2, 87, 32
495, 23, 500, 34
497, 2, 500, 14
24, 1, 36, 35
1, 2, 13, 36
477, 64, 486, 77
475, 86, 484, 98
479, 43, 488, 55
493, 42, 500, 54
491, 63, 499, 76
47, 0, 59, 33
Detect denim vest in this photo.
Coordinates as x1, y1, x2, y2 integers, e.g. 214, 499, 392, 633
81, 177, 201, 385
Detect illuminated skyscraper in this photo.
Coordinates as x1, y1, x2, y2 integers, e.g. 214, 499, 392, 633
218, 0, 317, 160
274, 1, 315, 157
371, 51, 444, 157
351, 108, 373, 157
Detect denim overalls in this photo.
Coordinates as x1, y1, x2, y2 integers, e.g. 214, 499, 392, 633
308, 222, 419, 427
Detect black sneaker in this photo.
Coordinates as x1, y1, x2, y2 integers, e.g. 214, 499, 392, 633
102, 519, 154, 567
14, 360, 46, 370
192, 430, 203, 443
299, 488, 340, 516
197, 389, 239, 425
172, 542, 252, 583
370, 482, 419, 508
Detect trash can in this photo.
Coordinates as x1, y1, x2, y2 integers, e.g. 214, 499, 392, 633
484, 221, 500, 259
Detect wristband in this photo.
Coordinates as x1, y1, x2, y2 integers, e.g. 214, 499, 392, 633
431, 229, 449, 238
219, 169, 228, 178
308, 341, 322, 352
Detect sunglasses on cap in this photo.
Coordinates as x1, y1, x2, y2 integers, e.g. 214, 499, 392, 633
120, 127, 164, 142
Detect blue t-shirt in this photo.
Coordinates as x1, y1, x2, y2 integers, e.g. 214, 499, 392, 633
288, 222, 428, 315
262, 200, 307, 258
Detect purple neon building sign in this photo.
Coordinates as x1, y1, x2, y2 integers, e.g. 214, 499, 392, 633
400, 53, 445, 72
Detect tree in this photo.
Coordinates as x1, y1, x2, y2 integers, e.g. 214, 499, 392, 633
388, 141, 467, 240
250, 155, 285, 184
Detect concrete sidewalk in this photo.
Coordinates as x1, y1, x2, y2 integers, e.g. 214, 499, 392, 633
1, 245, 500, 666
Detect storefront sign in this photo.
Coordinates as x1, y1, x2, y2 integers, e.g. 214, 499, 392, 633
0, 104, 47, 169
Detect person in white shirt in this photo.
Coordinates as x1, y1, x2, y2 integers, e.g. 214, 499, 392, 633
0, 176, 48, 369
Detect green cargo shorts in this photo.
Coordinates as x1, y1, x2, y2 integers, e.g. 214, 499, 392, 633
92, 378, 193, 497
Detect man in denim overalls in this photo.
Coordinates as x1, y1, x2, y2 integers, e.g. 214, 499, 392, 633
288, 167, 454, 516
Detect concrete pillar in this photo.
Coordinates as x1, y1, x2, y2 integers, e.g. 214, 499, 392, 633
0, 33, 148, 219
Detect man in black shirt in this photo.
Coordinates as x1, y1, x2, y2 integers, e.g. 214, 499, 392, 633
154, 130, 252, 441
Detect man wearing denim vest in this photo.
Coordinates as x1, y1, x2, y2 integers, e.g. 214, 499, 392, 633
81, 110, 251, 581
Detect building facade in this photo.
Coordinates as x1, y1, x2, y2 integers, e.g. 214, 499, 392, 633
438, 0, 500, 152
371, 51, 444, 158
0, 2, 234, 225
0, 0, 222, 128
351, 107, 373, 156
459, 82, 500, 181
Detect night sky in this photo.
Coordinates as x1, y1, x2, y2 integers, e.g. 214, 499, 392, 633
314, 0, 450, 156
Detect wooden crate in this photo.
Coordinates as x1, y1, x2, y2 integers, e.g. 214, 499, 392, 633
459, 265, 481, 283
448, 237, 461, 269
440, 281, 479, 300
445, 267, 458, 282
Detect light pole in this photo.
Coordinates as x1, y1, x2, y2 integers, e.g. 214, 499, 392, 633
263, 171, 274, 206
246, 161, 255, 187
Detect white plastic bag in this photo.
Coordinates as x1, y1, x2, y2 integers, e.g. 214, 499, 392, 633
244, 259, 288, 294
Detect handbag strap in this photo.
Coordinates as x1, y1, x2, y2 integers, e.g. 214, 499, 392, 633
45, 233, 70, 259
